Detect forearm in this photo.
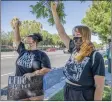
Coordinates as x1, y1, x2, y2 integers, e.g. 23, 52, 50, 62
14, 27, 21, 44
94, 86, 104, 101
33, 68, 51, 75
51, 9, 70, 49
52, 10, 66, 35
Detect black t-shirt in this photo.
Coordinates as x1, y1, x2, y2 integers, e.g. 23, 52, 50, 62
15, 42, 51, 76
63, 40, 105, 86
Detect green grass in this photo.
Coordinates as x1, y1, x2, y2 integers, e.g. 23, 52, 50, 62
49, 86, 111, 101
49, 89, 64, 101
102, 86, 112, 101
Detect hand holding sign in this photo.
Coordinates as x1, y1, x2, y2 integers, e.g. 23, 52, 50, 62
23, 73, 36, 80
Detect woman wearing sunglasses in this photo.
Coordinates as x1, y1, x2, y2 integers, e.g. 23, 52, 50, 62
11, 18, 51, 101
51, 2, 105, 101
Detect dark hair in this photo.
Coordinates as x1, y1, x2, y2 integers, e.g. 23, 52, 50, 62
28, 33, 43, 42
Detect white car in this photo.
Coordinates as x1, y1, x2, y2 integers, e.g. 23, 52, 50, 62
63, 48, 69, 54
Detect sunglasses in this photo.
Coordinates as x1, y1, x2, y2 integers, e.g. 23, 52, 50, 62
73, 37, 82, 42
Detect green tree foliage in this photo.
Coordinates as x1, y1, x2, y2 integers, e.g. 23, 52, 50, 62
93, 42, 103, 50
19, 20, 42, 37
3, 18, 66, 48
40, 30, 64, 47
30, 0, 66, 26
1, 31, 13, 46
82, 1, 111, 42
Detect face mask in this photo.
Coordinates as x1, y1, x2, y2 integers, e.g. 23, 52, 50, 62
24, 44, 31, 50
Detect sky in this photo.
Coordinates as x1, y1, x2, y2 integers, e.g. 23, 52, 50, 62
1, 1, 101, 43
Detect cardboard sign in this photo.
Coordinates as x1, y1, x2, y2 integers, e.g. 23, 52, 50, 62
7, 75, 43, 100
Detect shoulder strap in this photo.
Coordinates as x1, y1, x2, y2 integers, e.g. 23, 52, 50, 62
68, 53, 73, 61
69, 47, 77, 61
92, 51, 97, 66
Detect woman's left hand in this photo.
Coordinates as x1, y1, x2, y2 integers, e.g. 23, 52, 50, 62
23, 73, 35, 80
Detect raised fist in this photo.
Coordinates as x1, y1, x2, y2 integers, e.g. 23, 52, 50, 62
11, 17, 21, 29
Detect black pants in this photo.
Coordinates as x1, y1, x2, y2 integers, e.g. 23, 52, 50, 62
64, 83, 95, 101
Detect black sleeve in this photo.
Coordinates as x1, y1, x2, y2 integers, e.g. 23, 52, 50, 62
41, 52, 51, 69
92, 52, 105, 76
69, 39, 75, 53
17, 42, 26, 54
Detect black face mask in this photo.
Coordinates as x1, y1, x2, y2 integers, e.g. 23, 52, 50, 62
73, 37, 82, 52
73, 37, 82, 43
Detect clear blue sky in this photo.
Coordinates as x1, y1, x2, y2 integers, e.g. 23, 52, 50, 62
1, 1, 101, 43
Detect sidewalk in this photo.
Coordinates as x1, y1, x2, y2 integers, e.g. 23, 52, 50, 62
44, 80, 65, 100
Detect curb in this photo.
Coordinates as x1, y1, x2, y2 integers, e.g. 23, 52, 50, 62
44, 80, 65, 100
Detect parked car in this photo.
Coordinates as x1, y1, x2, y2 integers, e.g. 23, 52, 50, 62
63, 48, 69, 54
46, 48, 56, 52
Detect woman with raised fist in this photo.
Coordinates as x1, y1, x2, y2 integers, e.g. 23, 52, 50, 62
11, 18, 51, 101
51, 2, 105, 101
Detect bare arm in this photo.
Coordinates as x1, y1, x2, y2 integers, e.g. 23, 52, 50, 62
33, 68, 51, 75
11, 19, 21, 47
24, 68, 51, 77
51, 2, 70, 49
94, 75, 105, 101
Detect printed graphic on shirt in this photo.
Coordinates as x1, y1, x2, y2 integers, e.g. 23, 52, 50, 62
17, 53, 35, 68
64, 57, 90, 81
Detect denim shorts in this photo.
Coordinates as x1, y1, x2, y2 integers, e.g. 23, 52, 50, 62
64, 83, 95, 101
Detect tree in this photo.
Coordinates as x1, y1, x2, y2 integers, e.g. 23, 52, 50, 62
52, 34, 59, 46
7, 31, 13, 46
1, 31, 13, 46
82, 1, 111, 43
93, 42, 103, 50
30, 0, 66, 26
52, 34, 65, 47
41, 30, 49, 46
40, 31, 64, 47
19, 20, 43, 37
30, 0, 95, 26
1, 31, 7, 45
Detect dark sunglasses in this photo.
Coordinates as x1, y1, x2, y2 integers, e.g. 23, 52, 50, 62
73, 37, 82, 42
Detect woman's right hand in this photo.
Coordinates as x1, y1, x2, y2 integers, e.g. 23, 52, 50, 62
11, 17, 21, 29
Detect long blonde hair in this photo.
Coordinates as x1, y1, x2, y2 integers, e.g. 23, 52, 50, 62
72, 25, 95, 62
72, 25, 91, 42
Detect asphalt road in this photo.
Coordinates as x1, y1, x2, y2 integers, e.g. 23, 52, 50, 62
1, 50, 70, 88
